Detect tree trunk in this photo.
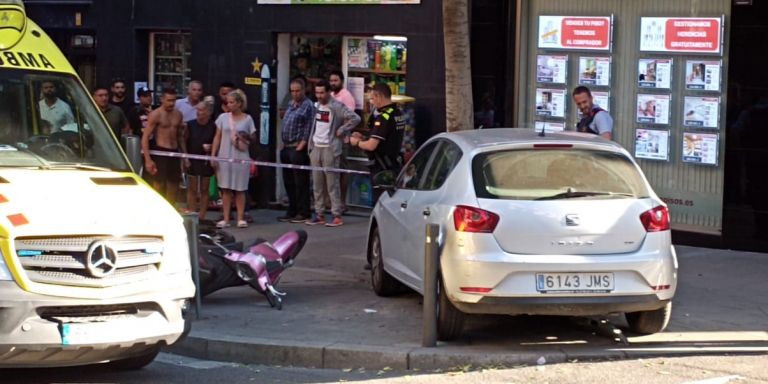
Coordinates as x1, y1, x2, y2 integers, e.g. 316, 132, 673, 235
443, 0, 473, 132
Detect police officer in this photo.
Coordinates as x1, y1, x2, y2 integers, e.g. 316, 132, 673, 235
572, 86, 613, 140
349, 83, 406, 175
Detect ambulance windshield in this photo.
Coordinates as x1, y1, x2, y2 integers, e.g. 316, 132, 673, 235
0, 72, 130, 171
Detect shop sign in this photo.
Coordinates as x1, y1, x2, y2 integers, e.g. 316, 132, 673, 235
538, 16, 613, 51
640, 17, 723, 54
257, 0, 419, 4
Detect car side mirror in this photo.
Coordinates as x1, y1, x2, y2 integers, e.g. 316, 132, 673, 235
372, 170, 397, 196
122, 134, 142, 174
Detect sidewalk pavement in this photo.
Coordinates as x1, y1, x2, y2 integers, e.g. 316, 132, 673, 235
168, 209, 768, 370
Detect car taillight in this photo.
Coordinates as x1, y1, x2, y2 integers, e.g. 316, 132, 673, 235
454, 205, 499, 233
640, 206, 670, 232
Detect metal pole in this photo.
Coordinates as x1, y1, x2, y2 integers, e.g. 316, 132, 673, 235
422, 223, 440, 347
183, 212, 202, 320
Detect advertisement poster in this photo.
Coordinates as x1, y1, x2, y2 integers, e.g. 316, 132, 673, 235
579, 56, 611, 86
347, 38, 369, 69
258, 0, 419, 4
538, 16, 613, 51
685, 60, 722, 91
637, 94, 671, 125
683, 96, 720, 128
535, 121, 566, 133
682, 132, 719, 165
347, 77, 366, 111
536, 55, 568, 84
535, 88, 566, 118
639, 17, 723, 54
635, 129, 670, 161
638, 58, 672, 89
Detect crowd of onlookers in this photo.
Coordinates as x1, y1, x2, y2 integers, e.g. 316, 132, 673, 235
87, 71, 398, 230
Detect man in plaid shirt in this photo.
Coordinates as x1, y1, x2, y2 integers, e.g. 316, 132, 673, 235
278, 78, 315, 223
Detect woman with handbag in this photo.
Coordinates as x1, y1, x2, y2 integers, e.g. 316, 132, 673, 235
183, 96, 217, 221
210, 89, 256, 228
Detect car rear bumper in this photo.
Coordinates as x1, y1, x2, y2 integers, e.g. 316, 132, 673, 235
0, 281, 191, 367
441, 231, 677, 316
452, 295, 669, 316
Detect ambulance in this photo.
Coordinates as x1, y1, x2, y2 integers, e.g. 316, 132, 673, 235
0, 0, 194, 368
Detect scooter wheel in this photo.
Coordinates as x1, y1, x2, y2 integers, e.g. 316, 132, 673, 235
266, 291, 283, 310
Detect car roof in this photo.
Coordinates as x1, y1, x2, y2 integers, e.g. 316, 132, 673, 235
436, 128, 623, 152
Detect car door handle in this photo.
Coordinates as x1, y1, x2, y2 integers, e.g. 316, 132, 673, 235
400, 202, 408, 209
422, 207, 431, 216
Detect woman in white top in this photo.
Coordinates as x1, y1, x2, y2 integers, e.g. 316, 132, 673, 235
210, 89, 256, 228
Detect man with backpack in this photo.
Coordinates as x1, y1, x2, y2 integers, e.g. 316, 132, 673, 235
572, 86, 613, 140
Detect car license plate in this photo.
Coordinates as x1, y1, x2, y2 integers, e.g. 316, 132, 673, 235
536, 273, 614, 293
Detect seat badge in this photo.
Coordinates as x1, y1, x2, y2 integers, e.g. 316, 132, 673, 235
565, 214, 580, 226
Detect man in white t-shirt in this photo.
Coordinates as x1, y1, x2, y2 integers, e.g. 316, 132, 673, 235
38, 81, 74, 133
306, 79, 361, 227
175, 80, 203, 122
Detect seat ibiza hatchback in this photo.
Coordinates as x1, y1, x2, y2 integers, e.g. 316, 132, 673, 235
368, 129, 677, 340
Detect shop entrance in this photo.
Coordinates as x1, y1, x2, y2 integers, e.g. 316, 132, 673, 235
275, 33, 413, 209
722, 1, 768, 251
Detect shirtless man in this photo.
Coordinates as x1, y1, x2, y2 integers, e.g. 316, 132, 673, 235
143, 87, 184, 202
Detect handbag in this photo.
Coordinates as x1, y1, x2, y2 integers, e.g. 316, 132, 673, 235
230, 114, 250, 152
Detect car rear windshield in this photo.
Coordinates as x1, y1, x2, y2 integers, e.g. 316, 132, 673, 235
472, 149, 650, 200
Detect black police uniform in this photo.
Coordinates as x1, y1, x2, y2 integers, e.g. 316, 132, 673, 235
367, 103, 406, 175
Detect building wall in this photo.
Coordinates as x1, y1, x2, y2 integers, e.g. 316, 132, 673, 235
516, 0, 731, 235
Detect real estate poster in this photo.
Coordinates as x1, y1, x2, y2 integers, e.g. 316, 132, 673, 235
683, 96, 720, 128
685, 60, 722, 91
535, 88, 566, 118
579, 56, 611, 86
635, 129, 670, 161
637, 94, 671, 125
535, 121, 566, 133
682, 132, 719, 165
638, 58, 672, 89
536, 55, 568, 84
538, 16, 613, 51
639, 17, 723, 54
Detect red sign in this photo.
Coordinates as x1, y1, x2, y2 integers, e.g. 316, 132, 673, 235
665, 19, 720, 52
561, 17, 611, 49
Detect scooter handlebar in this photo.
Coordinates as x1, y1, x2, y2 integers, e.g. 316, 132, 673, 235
198, 233, 231, 253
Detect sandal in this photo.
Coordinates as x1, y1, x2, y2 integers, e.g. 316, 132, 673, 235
237, 220, 248, 228
216, 220, 230, 229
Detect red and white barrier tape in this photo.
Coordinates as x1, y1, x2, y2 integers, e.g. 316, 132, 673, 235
147, 150, 371, 175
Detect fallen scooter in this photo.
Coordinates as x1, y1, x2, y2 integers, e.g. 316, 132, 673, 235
198, 229, 308, 310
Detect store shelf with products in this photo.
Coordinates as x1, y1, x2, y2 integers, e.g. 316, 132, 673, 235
149, 32, 191, 104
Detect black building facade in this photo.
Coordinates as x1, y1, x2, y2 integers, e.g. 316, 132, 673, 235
25, 0, 515, 209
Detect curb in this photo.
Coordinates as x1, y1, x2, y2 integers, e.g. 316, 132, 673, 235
165, 332, 768, 371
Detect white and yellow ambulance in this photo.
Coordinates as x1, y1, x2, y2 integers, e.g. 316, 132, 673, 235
0, 0, 194, 368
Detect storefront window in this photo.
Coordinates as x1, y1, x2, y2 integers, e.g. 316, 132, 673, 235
150, 32, 191, 104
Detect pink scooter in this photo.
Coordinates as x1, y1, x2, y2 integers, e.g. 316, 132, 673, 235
198, 230, 307, 310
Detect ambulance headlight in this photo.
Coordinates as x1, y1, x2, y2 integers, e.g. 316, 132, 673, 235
161, 224, 192, 276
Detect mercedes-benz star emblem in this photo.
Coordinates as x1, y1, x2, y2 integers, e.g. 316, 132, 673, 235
86, 241, 118, 278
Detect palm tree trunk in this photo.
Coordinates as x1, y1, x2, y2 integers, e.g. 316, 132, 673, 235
443, 0, 473, 132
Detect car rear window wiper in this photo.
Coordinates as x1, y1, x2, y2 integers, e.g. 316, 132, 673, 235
535, 189, 635, 201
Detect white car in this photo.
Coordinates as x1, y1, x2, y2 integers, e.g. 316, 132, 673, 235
367, 129, 677, 341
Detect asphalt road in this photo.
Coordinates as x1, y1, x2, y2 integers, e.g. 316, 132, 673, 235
4, 353, 767, 384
